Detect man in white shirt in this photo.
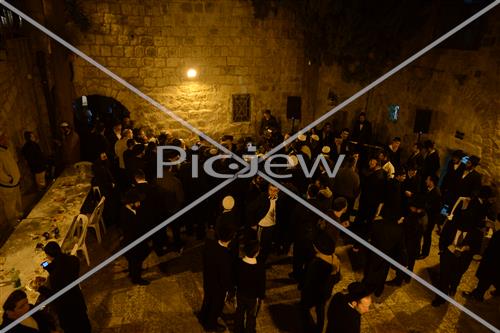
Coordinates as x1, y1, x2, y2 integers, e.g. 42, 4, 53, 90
0, 131, 22, 229
247, 183, 279, 264
379, 150, 395, 179
115, 129, 133, 170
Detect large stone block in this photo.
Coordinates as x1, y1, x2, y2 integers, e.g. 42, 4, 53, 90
112, 46, 124, 57
145, 47, 157, 57
167, 58, 182, 67
101, 46, 111, 57
134, 46, 145, 57
144, 78, 157, 87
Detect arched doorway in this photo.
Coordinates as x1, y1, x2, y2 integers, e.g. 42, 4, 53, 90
72, 95, 130, 161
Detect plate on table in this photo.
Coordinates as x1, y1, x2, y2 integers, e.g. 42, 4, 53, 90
27, 276, 46, 291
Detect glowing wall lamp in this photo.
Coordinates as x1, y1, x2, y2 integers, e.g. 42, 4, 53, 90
186, 68, 197, 78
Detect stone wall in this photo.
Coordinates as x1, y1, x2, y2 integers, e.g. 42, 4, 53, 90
0, 38, 52, 185
314, 11, 500, 182
0, 37, 52, 232
71, 0, 306, 143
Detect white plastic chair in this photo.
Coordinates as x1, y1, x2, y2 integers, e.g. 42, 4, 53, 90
70, 214, 90, 266
87, 196, 106, 243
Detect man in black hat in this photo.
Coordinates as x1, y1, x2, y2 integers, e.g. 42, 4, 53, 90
351, 112, 372, 145
457, 155, 482, 198
199, 223, 235, 332
354, 157, 386, 241
462, 228, 500, 301
21, 131, 48, 190
42, 241, 92, 333
441, 149, 465, 206
235, 240, 266, 333
289, 183, 321, 284
125, 143, 146, 184
133, 169, 170, 256
120, 190, 151, 285
386, 137, 402, 169
300, 232, 340, 333
387, 196, 426, 286
363, 212, 407, 297
421, 140, 440, 182
326, 282, 372, 333
418, 174, 442, 259
377, 168, 406, 222
432, 212, 482, 306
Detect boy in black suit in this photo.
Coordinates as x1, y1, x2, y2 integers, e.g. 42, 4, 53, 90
235, 240, 266, 333
199, 224, 235, 332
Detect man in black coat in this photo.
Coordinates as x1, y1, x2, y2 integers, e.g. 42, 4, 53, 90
124, 144, 145, 185
463, 229, 500, 301
199, 224, 235, 332
235, 240, 266, 333
421, 140, 440, 184
156, 165, 185, 252
289, 184, 321, 285
440, 149, 465, 206
42, 242, 91, 333
351, 112, 372, 145
301, 232, 340, 333
405, 142, 424, 173
354, 158, 386, 240
378, 168, 406, 222
120, 190, 151, 285
92, 151, 119, 226
401, 164, 421, 216
87, 123, 111, 163
457, 155, 482, 198
245, 183, 280, 264
432, 215, 482, 306
362, 215, 407, 297
387, 197, 425, 286
259, 109, 280, 135
21, 131, 48, 190
326, 282, 372, 333
133, 169, 170, 256
418, 175, 442, 259
386, 137, 402, 169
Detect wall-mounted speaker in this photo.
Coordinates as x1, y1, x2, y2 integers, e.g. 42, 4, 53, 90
414, 109, 432, 134
286, 96, 301, 120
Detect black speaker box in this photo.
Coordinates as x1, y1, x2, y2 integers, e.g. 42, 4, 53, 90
414, 109, 432, 134
287, 96, 301, 119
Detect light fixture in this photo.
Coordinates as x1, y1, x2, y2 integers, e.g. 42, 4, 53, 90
187, 68, 197, 78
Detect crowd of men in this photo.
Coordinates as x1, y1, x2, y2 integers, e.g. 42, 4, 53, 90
1, 110, 499, 332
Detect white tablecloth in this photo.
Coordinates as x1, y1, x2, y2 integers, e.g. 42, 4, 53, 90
0, 165, 92, 306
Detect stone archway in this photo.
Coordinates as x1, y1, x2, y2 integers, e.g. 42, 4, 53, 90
72, 94, 130, 161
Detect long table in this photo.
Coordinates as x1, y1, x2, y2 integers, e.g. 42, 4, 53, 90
0, 165, 92, 306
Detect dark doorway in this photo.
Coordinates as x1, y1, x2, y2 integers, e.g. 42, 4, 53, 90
72, 95, 130, 161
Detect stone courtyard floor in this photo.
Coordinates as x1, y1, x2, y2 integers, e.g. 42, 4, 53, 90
79, 227, 500, 333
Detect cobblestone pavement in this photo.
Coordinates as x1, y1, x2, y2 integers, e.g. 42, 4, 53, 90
80, 228, 500, 333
